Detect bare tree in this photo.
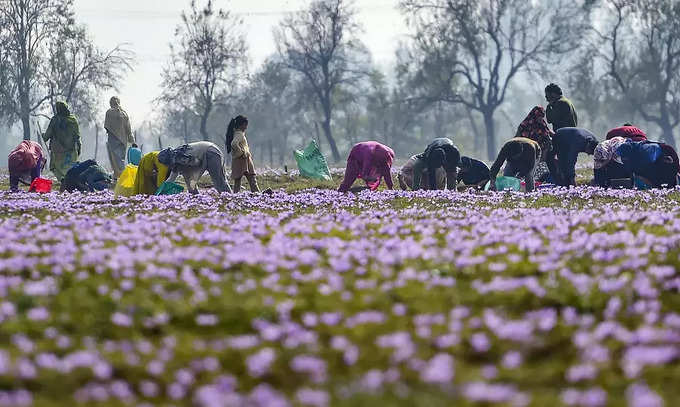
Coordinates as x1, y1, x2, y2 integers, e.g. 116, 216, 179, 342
0, 0, 74, 140
400, 0, 592, 159
275, 0, 370, 162
158, 0, 247, 142
590, 0, 680, 147
42, 25, 134, 123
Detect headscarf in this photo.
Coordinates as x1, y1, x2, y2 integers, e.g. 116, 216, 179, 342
110, 96, 121, 109
55, 101, 70, 117
157, 148, 176, 167
593, 137, 626, 169
516, 106, 554, 142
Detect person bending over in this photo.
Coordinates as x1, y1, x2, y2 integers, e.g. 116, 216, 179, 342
338, 141, 395, 193
8, 141, 46, 191
458, 156, 490, 188
398, 155, 446, 190
412, 138, 460, 190
489, 138, 542, 192
133, 151, 170, 195
546, 127, 598, 186
158, 141, 233, 194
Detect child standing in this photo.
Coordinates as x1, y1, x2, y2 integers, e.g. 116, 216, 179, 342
226, 115, 260, 193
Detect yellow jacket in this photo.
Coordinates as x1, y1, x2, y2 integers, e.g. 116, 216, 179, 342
133, 151, 169, 195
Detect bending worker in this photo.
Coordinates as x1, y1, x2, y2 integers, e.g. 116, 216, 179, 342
338, 141, 395, 193
412, 138, 460, 190
133, 151, 170, 195
547, 127, 598, 187
158, 141, 233, 194
8, 141, 47, 191
489, 137, 542, 192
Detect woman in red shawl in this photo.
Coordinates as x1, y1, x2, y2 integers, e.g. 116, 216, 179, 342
515, 106, 554, 142
606, 124, 647, 141
8, 141, 46, 191
338, 141, 395, 193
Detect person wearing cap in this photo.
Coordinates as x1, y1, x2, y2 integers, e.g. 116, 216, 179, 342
545, 83, 578, 132
105, 96, 135, 179
42, 101, 81, 182
157, 141, 233, 194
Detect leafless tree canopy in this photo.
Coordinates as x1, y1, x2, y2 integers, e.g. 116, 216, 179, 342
400, 0, 592, 159
43, 26, 134, 123
274, 0, 370, 162
158, 0, 247, 143
0, 0, 134, 142
587, 0, 680, 147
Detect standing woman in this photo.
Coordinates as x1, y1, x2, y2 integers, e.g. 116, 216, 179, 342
226, 115, 260, 193
42, 101, 81, 182
338, 141, 395, 192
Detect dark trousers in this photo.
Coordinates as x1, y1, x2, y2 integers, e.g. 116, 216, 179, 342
206, 150, 233, 193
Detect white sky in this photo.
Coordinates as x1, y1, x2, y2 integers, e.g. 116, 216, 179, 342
72, 0, 410, 123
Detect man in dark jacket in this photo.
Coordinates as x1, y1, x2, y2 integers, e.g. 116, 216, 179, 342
412, 138, 460, 190
545, 83, 578, 131
547, 127, 598, 186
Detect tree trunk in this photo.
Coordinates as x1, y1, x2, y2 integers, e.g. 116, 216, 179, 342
483, 110, 496, 161
322, 118, 341, 162
660, 122, 677, 149
466, 108, 483, 158
200, 104, 212, 141
314, 121, 322, 150
269, 138, 274, 167
183, 114, 189, 144
21, 113, 31, 141
94, 124, 99, 161
320, 97, 341, 161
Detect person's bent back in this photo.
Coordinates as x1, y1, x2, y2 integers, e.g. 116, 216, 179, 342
8, 141, 46, 191
338, 141, 394, 193
489, 138, 541, 192
133, 151, 169, 195
159, 141, 232, 194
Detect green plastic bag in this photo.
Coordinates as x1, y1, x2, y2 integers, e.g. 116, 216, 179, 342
155, 181, 185, 196
484, 176, 522, 191
294, 140, 332, 181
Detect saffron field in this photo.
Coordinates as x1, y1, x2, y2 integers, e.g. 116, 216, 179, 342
1, 172, 680, 406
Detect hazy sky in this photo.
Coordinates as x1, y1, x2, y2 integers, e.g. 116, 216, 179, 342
72, 0, 410, 124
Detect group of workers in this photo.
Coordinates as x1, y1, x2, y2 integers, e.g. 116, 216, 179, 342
7, 84, 680, 194
337, 84, 680, 193
7, 98, 265, 195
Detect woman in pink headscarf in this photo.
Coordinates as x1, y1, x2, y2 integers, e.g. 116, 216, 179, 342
338, 141, 395, 193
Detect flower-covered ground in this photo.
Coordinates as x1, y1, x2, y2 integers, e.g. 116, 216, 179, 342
1, 172, 680, 406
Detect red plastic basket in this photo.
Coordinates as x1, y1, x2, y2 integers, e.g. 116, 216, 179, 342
28, 177, 53, 193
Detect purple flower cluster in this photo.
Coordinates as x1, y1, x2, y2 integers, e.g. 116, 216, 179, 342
0, 185, 679, 404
